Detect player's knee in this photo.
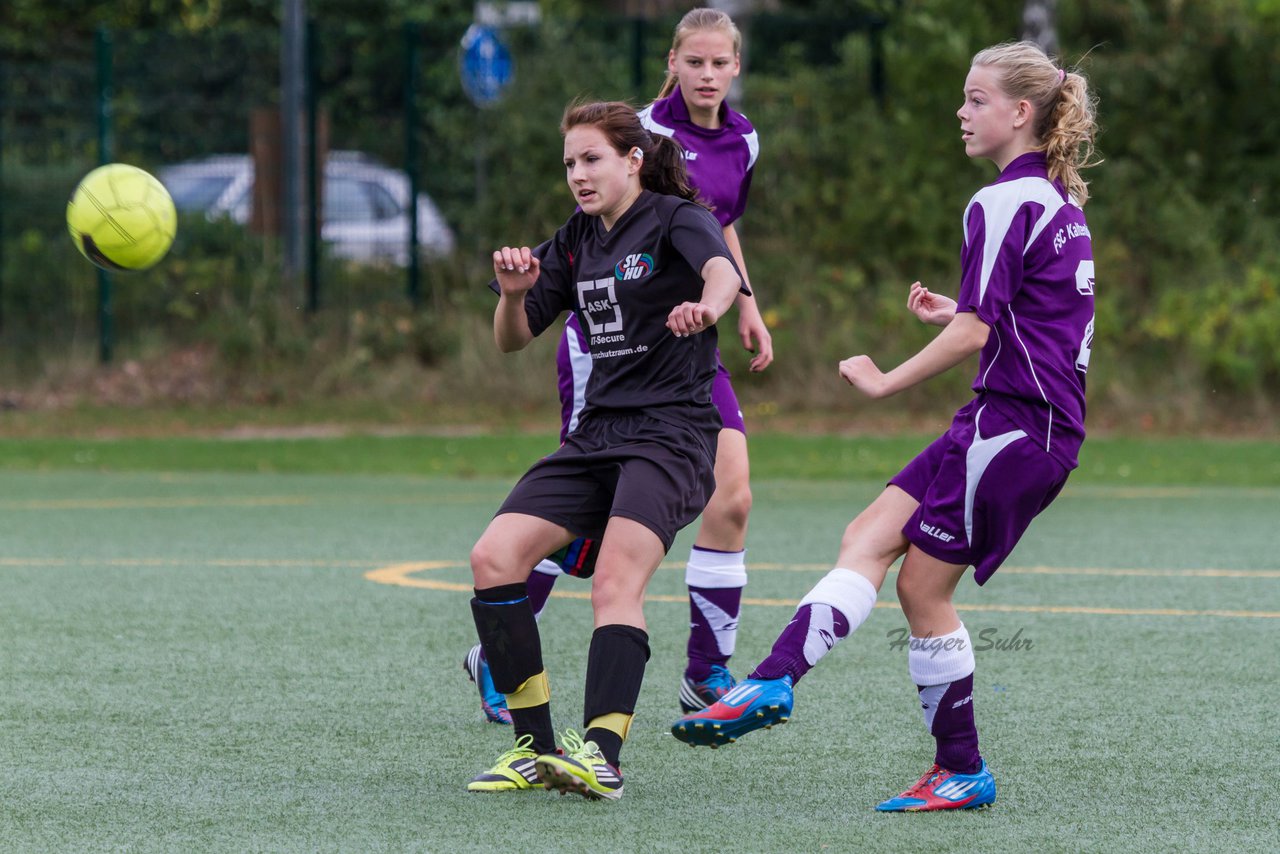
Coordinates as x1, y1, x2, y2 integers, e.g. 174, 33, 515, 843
470, 537, 514, 587
589, 571, 644, 615
710, 480, 752, 531
895, 568, 945, 618
840, 509, 908, 568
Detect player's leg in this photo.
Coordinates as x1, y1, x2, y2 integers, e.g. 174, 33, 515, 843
873, 546, 995, 811
876, 409, 1065, 811
680, 427, 750, 711
467, 512, 574, 792
672, 486, 915, 747
463, 557, 562, 725
464, 317, 589, 725
534, 516, 665, 800
680, 364, 751, 712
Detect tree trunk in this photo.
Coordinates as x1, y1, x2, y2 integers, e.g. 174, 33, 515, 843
1023, 0, 1059, 58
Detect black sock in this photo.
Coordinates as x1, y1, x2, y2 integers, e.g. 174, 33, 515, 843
472, 584, 555, 754
583, 624, 650, 767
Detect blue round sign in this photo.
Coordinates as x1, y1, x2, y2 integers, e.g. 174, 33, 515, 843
460, 25, 513, 107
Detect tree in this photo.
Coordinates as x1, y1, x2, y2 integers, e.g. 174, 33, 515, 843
1022, 0, 1058, 56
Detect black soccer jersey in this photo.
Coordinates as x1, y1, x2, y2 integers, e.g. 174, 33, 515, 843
518, 190, 748, 423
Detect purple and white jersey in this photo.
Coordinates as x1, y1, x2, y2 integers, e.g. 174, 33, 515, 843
958, 151, 1095, 470
638, 85, 759, 228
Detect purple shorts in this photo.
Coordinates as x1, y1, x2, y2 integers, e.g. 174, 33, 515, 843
889, 399, 1069, 585
558, 315, 744, 442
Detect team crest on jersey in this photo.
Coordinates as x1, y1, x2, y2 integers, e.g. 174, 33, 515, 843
615, 253, 653, 281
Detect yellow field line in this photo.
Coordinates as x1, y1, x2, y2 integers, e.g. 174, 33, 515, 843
2, 555, 1277, 580
0, 556, 392, 568
0, 493, 502, 511
360, 562, 1280, 619
0, 496, 315, 510
2, 555, 1275, 616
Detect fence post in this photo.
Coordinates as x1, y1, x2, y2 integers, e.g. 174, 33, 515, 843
870, 19, 886, 110
95, 26, 114, 364
404, 21, 421, 307
306, 16, 320, 313
0, 54, 5, 333
631, 17, 645, 99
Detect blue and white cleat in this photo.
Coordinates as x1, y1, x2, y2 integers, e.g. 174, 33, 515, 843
874, 761, 996, 812
462, 643, 511, 725
678, 663, 737, 713
670, 676, 793, 748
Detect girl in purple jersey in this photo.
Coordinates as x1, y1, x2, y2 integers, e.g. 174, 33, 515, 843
463, 7, 773, 724
467, 101, 747, 801
673, 41, 1099, 813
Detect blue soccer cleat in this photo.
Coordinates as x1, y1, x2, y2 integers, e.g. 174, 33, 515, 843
678, 663, 737, 713
462, 643, 511, 725
874, 761, 996, 812
670, 676, 793, 748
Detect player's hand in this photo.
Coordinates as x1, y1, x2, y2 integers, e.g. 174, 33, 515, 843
839, 354, 891, 399
667, 302, 719, 337
738, 311, 774, 372
907, 281, 957, 326
492, 246, 540, 295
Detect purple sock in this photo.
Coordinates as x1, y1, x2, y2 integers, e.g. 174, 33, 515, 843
684, 585, 743, 681
749, 603, 850, 685
526, 569, 558, 619
917, 673, 982, 774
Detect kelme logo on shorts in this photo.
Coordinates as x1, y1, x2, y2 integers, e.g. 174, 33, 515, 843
615, 253, 653, 281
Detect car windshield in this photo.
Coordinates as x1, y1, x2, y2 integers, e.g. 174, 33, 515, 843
325, 177, 401, 223
164, 174, 236, 212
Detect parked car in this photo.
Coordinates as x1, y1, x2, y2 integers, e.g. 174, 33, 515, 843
158, 151, 455, 265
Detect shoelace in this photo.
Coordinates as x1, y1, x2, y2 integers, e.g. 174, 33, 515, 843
559, 729, 602, 762
494, 733, 535, 764
901, 764, 949, 796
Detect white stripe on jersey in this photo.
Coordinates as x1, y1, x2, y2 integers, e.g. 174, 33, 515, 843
964, 177, 1066, 304
638, 102, 758, 170
744, 128, 760, 170
566, 318, 591, 435
637, 104, 676, 139
964, 405, 1027, 544
1007, 307, 1053, 451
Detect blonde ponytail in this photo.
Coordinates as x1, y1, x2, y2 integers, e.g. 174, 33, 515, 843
972, 41, 1101, 205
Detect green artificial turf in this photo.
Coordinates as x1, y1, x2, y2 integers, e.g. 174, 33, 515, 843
0, 468, 1276, 851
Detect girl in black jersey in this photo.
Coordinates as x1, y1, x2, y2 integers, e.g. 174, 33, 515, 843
466, 101, 748, 801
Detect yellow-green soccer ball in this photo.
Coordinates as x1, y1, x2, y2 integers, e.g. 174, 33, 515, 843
67, 163, 177, 271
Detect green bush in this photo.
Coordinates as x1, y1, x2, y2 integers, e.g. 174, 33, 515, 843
3, 1, 1280, 421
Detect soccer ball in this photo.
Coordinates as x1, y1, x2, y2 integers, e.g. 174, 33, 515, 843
67, 163, 177, 271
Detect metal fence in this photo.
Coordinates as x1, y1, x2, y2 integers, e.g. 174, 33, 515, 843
0, 11, 889, 368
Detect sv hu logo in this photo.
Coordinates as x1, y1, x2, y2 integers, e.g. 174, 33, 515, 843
615, 253, 653, 281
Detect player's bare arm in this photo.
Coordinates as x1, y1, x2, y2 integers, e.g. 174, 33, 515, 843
666, 255, 742, 337
492, 246, 542, 351
723, 223, 773, 371
840, 311, 990, 398
907, 281, 958, 326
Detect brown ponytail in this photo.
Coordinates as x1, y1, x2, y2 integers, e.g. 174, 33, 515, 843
561, 100, 703, 205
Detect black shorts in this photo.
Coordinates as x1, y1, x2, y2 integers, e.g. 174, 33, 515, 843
497, 410, 718, 552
